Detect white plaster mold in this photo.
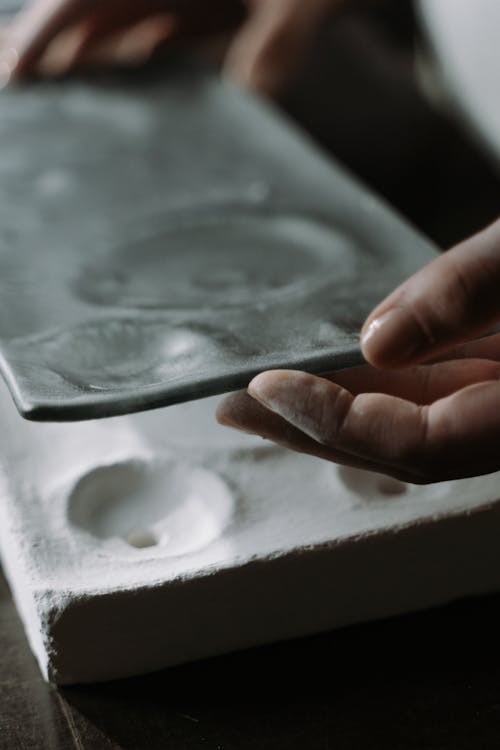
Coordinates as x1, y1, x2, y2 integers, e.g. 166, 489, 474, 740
2, 383, 500, 684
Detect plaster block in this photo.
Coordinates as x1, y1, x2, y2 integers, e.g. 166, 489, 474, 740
2, 383, 500, 684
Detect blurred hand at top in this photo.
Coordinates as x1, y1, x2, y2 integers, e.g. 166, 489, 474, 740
0, 0, 347, 92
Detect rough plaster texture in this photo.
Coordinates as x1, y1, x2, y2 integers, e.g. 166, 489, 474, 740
2, 382, 500, 684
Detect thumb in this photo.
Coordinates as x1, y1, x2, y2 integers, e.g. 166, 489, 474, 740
361, 218, 500, 368
224, 0, 336, 95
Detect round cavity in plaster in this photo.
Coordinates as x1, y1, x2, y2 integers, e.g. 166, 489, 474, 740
126, 528, 158, 549
73, 211, 358, 309
25, 318, 246, 391
67, 459, 234, 556
337, 466, 407, 499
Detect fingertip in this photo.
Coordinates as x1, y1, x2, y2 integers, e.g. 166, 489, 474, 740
247, 369, 305, 406
215, 391, 242, 426
361, 307, 428, 369
247, 370, 274, 397
215, 390, 260, 435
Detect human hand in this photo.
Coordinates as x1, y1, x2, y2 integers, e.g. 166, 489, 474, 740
0, 0, 243, 81
217, 219, 500, 484
0, 0, 346, 92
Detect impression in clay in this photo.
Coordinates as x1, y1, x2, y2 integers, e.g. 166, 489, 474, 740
0, 64, 438, 420
15, 319, 253, 392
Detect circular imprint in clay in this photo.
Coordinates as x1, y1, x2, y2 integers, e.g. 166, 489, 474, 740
27, 317, 247, 391
337, 466, 407, 499
74, 211, 358, 309
67, 459, 234, 556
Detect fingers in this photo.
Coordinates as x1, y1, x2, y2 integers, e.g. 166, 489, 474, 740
328, 357, 500, 404
3, 0, 243, 81
5, 0, 94, 79
217, 372, 422, 481
431, 331, 500, 363
219, 367, 500, 483
220, 357, 500, 440
224, 0, 337, 95
361, 218, 500, 369
4, 0, 334, 85
217, 390, 397, 475
65, 13, 177, 74
70, 4, 241, 72
246, 370, 431, 481
421, 379, 500, 480
3, 0, 168, 80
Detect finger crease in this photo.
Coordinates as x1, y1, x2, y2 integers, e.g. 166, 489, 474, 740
327, 390, 356, 448
414, 404, 431, 462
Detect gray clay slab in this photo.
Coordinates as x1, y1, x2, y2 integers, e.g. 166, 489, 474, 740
0, 61, 437, 421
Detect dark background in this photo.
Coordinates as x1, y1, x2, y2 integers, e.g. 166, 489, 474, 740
3, 1, 500, 748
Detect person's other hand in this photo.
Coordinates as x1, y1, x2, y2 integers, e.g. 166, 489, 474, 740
0, 0, 346, 92
218, 219, 500, 484
0, 0, 242, 81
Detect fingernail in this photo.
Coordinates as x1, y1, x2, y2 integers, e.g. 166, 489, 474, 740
361, 307, 426, 366
248, 372, 288, 412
